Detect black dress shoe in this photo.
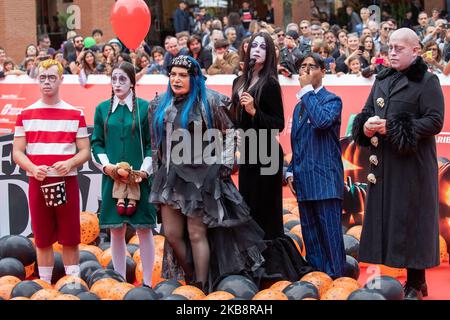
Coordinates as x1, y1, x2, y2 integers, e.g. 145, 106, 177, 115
420, 283, 428, 297
404, 286, 423, 300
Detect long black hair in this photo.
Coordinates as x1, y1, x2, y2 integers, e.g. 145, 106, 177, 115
104, 62, 138, 137
231, 32, 278, 121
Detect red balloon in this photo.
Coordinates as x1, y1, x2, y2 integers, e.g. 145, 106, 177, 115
111, 0, 151, 50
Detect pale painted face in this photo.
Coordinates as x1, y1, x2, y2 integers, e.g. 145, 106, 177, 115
250, 36, 267, 65
388, 35, 419, 71
111, 69, 132, 99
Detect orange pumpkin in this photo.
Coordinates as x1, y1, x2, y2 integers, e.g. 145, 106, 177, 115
270, 280, 292, 292
24, 263, 35, 279
346, 225, 363, 241
0, 284, 15, 300
133, 249, 141, 265
109, 282, 135, 300
100, 247, 131, 268
321, 286, 354, 300
359, 264, 406, 278
252, 289, 288, 300
33, 279, 53, 290
80, 212, 100, 245
52, 242, 63, 254
0, 276, 22, 287
54, 275, 88, 291
329, 277, 361, 292
283, 214, 298, 225
203, 291, 235, 300
79, 244, 103, 262
30, 289, 60, 300
128, 235, 139, 245
90, 278, 119, 299
172, 285, 206, 300
300, 272, 333, 298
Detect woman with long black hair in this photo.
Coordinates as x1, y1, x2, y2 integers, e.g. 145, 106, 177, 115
231, 32, 311, 281
231, 31, 284, 240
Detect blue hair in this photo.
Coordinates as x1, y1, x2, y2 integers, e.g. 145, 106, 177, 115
153, 56, 213, 146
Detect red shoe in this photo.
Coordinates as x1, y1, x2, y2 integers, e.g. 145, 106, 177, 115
116, 202, 126, 216
125, 203, 137, 216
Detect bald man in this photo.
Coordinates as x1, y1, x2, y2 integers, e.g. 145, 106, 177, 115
352, 28, 444, 300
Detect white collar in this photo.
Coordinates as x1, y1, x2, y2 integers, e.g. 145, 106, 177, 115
112, 91, 134, 113
314, 85, 324, 93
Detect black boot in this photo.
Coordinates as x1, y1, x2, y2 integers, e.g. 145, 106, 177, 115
404, 285, 423, 300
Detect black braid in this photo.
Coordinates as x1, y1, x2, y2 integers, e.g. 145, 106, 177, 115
104, 88, 114, 138
131, 87, 136, 135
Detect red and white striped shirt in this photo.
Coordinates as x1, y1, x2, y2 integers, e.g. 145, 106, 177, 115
14, 99, 89, 177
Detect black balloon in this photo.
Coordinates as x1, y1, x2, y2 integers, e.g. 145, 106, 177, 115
79, 260, 102, 283
161, 294, 188, 300
344, 255, 360, 280
77, 292, 100, 300
87, 268, 126, 288
348, 288, 386, 300
59, 282, 89, 296
11, 280, 43, 298
0, 235, 11, 258
0, 257, 25, 280
79, 250, 98, 264
284, 220, 300, 231
98, 242, 111, 251
283, 281, 320, 300
215, 275, 258, 300
34, 252, 65, 284
343, 234, 360, 260
124, 287, 159, 300
126, 244, 140, 257
0, 235, 36, 266
106, 256, 136, 284
154, 279, 183, 299
364, 276, 404, 300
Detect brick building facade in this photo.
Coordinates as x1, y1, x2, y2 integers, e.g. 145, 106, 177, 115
0, 0, 446, 65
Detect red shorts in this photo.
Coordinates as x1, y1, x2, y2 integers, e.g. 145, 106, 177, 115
29, 176, 81, 248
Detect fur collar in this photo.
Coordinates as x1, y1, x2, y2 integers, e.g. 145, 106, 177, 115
376, 56, 428, 82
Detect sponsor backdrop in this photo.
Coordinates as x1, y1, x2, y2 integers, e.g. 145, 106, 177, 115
1, 75, 449, 245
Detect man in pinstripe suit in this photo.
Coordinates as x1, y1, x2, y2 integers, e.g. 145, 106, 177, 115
286, 53, 346, 278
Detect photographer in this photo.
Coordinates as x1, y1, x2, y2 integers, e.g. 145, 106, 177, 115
362, 44, 391, 78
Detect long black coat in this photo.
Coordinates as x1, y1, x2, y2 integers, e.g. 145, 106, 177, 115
352, 57, 444, 269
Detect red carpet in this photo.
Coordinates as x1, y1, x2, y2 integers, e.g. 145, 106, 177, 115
231, 174, 450, 300
358, 264, 450, 300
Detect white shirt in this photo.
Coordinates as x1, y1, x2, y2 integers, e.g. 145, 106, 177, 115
286, 85, 324, 181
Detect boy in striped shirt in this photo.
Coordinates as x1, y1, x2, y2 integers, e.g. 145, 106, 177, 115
12, 59, 91, 283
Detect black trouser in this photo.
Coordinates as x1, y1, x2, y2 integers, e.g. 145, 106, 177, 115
406, 269, 425, 289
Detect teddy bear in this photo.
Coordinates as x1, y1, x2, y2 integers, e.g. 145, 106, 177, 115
111, 162, 142, 216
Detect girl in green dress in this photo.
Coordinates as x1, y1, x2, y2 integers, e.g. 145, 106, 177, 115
91, 62, 157, 287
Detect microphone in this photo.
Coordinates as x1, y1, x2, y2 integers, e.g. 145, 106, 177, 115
243, 58, 257, 92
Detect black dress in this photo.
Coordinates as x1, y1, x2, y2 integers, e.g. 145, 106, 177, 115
231, 76, 313, 282
149, 89, 268, 292
232, 76, 285, 240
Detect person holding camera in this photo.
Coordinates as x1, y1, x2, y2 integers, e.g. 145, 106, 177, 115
336, 33, 369, 74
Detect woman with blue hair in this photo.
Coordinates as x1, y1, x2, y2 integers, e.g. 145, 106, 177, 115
149, 55, 265, 292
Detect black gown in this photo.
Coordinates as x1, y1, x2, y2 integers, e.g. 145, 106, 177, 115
232, 76, 285, 240
231, 76, 313, 281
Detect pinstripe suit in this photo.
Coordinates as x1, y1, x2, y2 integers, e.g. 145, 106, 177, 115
286, 86, 346, 278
